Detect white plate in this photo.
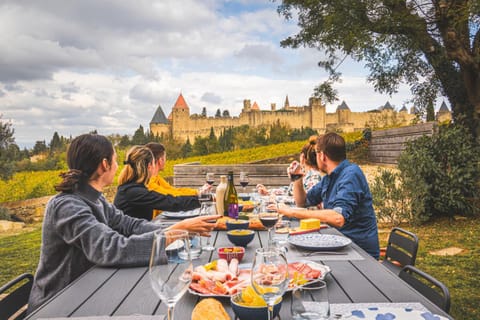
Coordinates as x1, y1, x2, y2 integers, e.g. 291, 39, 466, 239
288, 233, 352, 251
161, 208, 200, 219
345, 306, 449, 319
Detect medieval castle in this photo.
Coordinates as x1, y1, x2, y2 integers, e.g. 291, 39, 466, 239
149, 94, 452, 141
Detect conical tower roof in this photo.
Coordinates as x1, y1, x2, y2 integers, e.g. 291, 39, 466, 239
251, 101, 260, 110
284, 95, 290, 108
399, 106, 408, 112
150, 105, 168, 124
337, 101, 350, 111
383, 101, 394, 110
173, 93, 189, 110
439, 101, 449, 112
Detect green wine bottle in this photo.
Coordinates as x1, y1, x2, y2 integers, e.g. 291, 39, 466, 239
223, 171, 239, 218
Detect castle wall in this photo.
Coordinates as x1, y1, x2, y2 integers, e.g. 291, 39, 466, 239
150, 97, 435, 141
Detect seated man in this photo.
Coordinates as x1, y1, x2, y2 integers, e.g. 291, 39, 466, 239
274, 132, 380, 259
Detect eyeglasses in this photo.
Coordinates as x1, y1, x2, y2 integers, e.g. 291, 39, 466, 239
315, 149, 322, 154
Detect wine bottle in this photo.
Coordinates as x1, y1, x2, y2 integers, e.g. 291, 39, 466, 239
223, 171, 239, 218
215, 175, 227, 217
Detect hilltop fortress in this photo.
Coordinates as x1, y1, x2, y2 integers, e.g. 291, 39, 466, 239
150, 93, 452, 141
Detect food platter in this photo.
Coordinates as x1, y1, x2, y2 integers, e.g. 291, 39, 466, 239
188, 260, 331, 298
161, 208, 200, 219
288, 233, 352, 251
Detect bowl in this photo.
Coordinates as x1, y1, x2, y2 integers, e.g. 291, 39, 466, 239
231, 292, 282, 320
227, 229, 255, 247
226, 219, 250, 231
239, 193, 251, 201
217, 246, 245, 263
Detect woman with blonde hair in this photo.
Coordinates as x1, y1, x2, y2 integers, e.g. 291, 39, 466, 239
257, 135, 322, 195
114, 145, 203, 220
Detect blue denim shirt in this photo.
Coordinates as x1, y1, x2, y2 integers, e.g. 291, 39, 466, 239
306, 160, 380, 259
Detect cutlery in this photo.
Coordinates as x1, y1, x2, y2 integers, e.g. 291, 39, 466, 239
300, 251, 347, 256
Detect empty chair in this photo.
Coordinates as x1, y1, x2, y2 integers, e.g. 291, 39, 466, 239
381, 227, 419, 275
0, 273, 34, 320
399, 265, 450, 313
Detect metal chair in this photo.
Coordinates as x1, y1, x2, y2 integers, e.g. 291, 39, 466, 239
0, 273, 34, 320
399, 265, 451, 313
381, 227, 419, 275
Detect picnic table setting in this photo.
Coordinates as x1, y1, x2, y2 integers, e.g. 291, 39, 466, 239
25, 185, 452, 320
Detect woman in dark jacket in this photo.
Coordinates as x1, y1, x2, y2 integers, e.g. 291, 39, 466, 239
114, 145, 200, 221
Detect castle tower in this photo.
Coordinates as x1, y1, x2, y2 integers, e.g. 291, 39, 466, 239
149, 105, 170, 137
271, 103, 276, 111
309, 97, 326, 132
251, 101, 260, 111
171, 93, 190, 139
284, 95, 290, 109
381, 101, 394, 112
399, 106, 408, 113
243, 99, 251, 112
436, 101, 452, 123
336, 101, 351, 124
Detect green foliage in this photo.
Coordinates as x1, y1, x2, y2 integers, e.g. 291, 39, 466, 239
398, 123, 480, 222
370, 168, 411, 226
344, 128, 371, 163
0, 206, 12, 221
0, 170, 63, 202
277, 0, 480, 139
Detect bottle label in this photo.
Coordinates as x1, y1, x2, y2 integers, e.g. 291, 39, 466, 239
228, 203, 239, 219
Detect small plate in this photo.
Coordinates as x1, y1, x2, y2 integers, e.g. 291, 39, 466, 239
288, 233, 352, 251
162, 208, 200, 219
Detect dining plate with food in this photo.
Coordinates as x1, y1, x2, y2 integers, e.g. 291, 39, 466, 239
188, 259, 331, 297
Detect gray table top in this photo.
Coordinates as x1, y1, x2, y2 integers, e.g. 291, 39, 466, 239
26, 220, 451, 320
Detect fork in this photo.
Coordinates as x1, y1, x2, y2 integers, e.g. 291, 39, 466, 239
300, 251, 347, 256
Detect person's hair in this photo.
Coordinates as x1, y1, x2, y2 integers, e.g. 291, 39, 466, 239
55, 134, 114, 193
316, 132, 346, 162
301, 135, 319, 169
145, 142, 165, 159
118, 145, 155, 185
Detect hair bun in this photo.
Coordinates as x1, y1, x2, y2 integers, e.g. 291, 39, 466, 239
308, 135, 317, 145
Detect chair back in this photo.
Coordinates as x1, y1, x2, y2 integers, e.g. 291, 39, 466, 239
383, 227, 419, 269
399, 265, 450, 313
0, 273, 34, 320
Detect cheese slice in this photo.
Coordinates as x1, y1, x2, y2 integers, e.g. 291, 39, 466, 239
299, 218, 321, 230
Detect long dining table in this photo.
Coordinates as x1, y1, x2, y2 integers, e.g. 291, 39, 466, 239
25, 219, 452, 320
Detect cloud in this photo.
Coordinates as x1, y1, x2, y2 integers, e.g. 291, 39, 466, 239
201, 92, 223, 104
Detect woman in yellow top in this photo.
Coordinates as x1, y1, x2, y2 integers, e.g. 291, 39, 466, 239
146, 142, 198, 196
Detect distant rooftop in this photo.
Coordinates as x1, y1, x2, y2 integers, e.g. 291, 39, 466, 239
150, 105, 168, 124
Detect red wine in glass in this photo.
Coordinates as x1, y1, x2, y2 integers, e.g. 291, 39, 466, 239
240, 181, 249, 187
206, 172, 215, 186
206, 180, 215, 185
259, 216, 279, 228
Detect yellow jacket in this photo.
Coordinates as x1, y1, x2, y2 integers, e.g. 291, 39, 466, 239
147, 176, 198, 218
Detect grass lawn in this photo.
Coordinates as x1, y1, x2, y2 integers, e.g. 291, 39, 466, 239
1, 216, 478, 319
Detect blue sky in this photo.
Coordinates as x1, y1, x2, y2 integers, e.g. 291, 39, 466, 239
0, 0, 433, 148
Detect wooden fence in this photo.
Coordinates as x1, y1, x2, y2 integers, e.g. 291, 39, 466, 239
368, 122, 437, 164
173, 164, 290, 189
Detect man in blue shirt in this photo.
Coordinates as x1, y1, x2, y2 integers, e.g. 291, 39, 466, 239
277, 132, 380, 259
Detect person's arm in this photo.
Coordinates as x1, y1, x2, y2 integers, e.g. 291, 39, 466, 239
277, 205, 345, 228
292, 178, 307, 206
125, 184, 200, 212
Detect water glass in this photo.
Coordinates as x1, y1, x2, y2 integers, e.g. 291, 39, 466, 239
273, 220, 290, 247
179, 232, 202, 260
291, 280, 330, 319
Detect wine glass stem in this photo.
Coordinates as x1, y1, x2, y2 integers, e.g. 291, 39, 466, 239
267, 303, 274, 320
167, 306, 174, 320
268, 228, 273, 249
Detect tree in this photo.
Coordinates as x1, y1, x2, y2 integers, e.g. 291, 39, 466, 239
0, 115, 17, 179
222, 110, 230, 117
49, 131, 63, 154
426, 101, 435, 122
181, 138, 193, 158
215, 109, 222, 118
277, 1, 480, 140
131, 125, 147, 145
201, 107, 207, 117
32, 140, 47, 155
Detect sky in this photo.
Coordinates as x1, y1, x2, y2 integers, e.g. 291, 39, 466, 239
1, 0, 425, 148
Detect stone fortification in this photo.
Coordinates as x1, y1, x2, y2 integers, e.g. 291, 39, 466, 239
150, 94, 452, 141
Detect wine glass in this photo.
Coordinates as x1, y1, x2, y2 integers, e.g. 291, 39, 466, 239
199, 201, 217, 251
251, 247, 289, 320
239, 171, 249, 193
149, 229, 193, 320
206, 172, 215, 186
258, 201, 279, 249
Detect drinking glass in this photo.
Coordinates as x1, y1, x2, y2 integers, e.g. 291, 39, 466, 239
198, 201, 217, 251
291, 280, 330, 319
258, 202, 279, 249
149, 229, 193, 320
239, 171, 249, 192
251, 247, 289, 320
206, 172, 215, 186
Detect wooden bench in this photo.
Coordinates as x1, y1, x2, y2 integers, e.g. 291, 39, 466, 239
173, 163, 291, 189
